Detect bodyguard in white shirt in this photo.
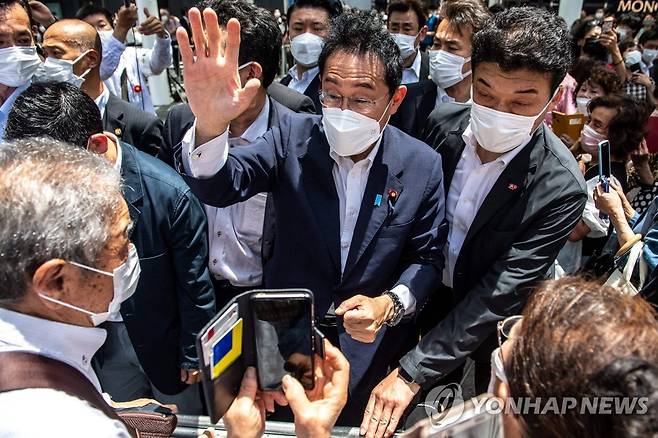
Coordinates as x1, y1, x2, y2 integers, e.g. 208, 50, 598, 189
0, 138, 134, 437
387, 0, 429, 85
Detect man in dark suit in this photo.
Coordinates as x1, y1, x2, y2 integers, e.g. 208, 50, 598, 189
389, 0, 489, 140
366, 8, 587, 438
5, 82, 216, 414
40, 19, 164, 156
387, 0, 429, 85
161, 0, 318, 310
280, 0, 342, 114
175, 8, 446, 425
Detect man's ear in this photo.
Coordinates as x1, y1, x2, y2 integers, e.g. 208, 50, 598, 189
87, 133, 109, 154
247, 62, 263, 81
389, 85, 407, 116
85, 49, 102, 70
418, 25, 428, 43
32, 259, 67, 308
549, 86, 564, 110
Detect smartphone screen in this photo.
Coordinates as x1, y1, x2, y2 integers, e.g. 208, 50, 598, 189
602, 20, 613, 33
598, 140, 611, 180
630, 63, 642, 73
251, 294, 314, 390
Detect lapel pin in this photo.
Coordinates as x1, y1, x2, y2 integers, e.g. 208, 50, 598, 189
374, 194, 383, 207
387, 189, 399, 220
132, 84, 142, 93
114, 127, 122, 137
508, 183, 519, 191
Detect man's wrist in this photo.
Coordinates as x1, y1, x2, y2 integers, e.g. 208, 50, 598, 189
195, 119, 230, 148
113, 27, 130, 43
397, 367, 421, 393
375, 294, 395, 323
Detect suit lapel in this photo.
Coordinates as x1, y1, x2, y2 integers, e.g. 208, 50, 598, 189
439, 131, 467, 191
459, 128, 543, 251
280, 74, 292, 86
104, 96, 127, 141
300, 128, 341, 273
343, 130, 404, 279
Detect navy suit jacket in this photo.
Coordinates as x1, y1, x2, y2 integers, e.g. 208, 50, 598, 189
104, 94, 164, 157
280, 72, 322, 114
113, 142, 216, 395
176, 113, 447, 387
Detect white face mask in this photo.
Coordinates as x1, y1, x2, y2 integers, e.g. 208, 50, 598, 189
470, 93, 554, 154
643, 48, 658, 65
392, 33, 418, 59
487, 347, 509, 395
429, 49, 471, 90
322, 100, 392, 157
576, 96, 590, 115
33, 50, 92, 88
0, 46, 42, 88
39, 245, 141, 326
290, 32, 324, 67
580, 123, 607, 154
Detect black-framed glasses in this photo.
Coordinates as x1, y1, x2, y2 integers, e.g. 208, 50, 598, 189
318, 90, 389, 113
497, 315, 523, 348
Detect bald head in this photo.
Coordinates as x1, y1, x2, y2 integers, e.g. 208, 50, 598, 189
44, 19, 101, 54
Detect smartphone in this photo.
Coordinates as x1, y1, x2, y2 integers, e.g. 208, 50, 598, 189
630, 62, 643, 73
599, 140, 611, 219
251, 292, 315, 391
602, 20, 613, 33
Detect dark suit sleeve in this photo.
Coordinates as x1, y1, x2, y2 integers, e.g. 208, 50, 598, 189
298, 95, 317, 115
399, 193, 586, 386
160, 106, 184, 168
167, 188, 216, 369
139, 116, 165, 157
395, 155, 448, 308
179, 126, 286, 208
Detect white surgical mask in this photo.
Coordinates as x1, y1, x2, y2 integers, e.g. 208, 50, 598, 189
0, 46, 42, 88
625, 49, 643, 66
576, 96, 590, 115
487, 347, 509, 394
429, 49, 471, 89
392, 33, 418, 59
322, 100, 392, 157
580, 123, 607, 154
290, 32, 324, 67
33, 50, 92, 88
39, 245, 141, 326
470, 94, 554, 154
643, 48, 658, 65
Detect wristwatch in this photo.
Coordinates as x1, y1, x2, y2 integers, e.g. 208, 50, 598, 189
383, 290, 404, 327
398, 366, 417, 386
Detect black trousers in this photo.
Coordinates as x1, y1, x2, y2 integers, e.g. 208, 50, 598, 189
210, 276, 259, 311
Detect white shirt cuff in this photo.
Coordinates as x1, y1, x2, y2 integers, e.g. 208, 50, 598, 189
390, 284, 416, 316
180, 119, 230, 179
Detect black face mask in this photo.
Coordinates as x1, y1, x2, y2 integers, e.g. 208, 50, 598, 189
583, 38, 608, 62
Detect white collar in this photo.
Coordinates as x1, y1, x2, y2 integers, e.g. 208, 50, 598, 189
94, 84, 110, 119
289, 65, 320, 82
229, 98, 270, 144
461, 124, 529, 166
329, 130, 385, 168
0, 81, 30, 115
408, 50, 422, 78
0, 307, 106, 388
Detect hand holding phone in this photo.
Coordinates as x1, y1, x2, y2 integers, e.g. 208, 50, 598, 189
598, 140, 611, 219
602, 20, 613, 34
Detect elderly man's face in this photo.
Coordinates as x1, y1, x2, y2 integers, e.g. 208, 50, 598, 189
0, 3, 33, 49
35, 199, 132, 327
42, 24, 97, 77
321, 51, 406, 131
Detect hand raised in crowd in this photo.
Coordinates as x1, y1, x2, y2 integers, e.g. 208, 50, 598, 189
593, 180, 627, 218
282, 340, 349, 438
114, 4, 139, 43
28, 1, 56, 28
335, 294, 394, 343
175, 7, 261, 146
599, 29, 620, 56
223, 367, 267, 438
631, 72, 654, 89
139, 8, 168, 39
632, 138, 651, 163
361, 368, 419, 438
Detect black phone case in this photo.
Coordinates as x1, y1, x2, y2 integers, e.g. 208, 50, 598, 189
195, 289, 324, 424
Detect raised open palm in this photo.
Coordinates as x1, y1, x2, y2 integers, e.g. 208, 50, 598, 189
176, 8, 260, 144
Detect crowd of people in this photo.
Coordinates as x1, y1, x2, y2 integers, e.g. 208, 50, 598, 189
0, 0, 657, 437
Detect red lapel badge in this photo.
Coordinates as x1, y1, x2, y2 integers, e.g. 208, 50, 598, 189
508, 183, 519, 191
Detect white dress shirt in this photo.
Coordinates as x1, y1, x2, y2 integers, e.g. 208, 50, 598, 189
443, 124, 529, 287
181, 124, 416, 315
0, 308, 131, 437
194, 99, 270, 286
287, 65, 319, 95
0, 81, 29, 142
101, 32, 172, 114
401, 50, 422, 85
94, 83, 111, 119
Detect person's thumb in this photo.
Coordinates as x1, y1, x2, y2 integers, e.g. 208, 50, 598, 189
144, 7, 151, 17
282, 374, 309, 413
335, 295, 362, 316
238, 367, 258, 400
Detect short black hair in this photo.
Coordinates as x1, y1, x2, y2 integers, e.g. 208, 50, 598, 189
196, 0, 281, 88
472, 6, 573, 94
439, 0, 491, 36
0, 0, 34, 28
287, 0, 342, 25
639, 28, 658, 45
387, 0, 427, 29
319, 10, 402, 96
5, 82, 103, 149
75, 4, 113, 26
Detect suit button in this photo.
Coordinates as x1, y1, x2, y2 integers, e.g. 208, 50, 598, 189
217, 231, 222, 238
212, 259, 217, 265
